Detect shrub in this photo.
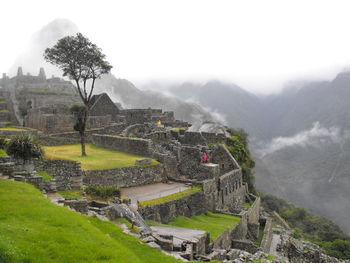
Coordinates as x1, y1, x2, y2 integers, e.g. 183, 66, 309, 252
85, 186, 121, 199
6, 135, 43, 161
0, 137, 8, 149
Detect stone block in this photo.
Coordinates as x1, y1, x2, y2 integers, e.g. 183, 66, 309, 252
135, 158, 152, 165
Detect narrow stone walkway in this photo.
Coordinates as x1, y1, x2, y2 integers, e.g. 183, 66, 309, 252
269, 233, 282, 257
121, 182, 190, 204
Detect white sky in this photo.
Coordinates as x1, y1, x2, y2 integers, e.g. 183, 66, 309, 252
1, 0, 350, 94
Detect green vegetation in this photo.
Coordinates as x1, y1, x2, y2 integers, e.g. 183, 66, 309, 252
170, 128, 186, 132
261, 193, 350, 259
0, 149, 8, 157
0, 136, 8, 149
57, 190, 84, 199
225, 128, 256, 193
148, 211, 240, 242
318, 239, 350, 259
116, 218, 141, 234
6, 134, 43, 161
37, 171, 53, 181
0, 101, 7, 104
138, 186, 202, 207
242, 202, 251, 209
0, 180, 184, 263
254, 225, 265, 246
0, 127, 31, 131
44, 144, 160, 170
85, 185, 120, 199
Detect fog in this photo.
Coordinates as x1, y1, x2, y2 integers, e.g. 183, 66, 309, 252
258, 122, 342, 157
2, 0, 350, 94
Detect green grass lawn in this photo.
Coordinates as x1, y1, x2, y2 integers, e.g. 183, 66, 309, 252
148, 211, 241, 242
57, 190, 84, 199
139, 186, 202, 207
44, 144, 160, 170
0, 180, 186, 263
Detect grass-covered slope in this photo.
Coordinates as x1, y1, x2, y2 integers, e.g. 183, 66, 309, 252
0, 180, 182, 263
148, 211, 240, 242
44, 143, 159, 170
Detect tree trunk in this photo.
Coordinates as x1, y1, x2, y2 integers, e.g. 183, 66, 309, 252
80, 131, 87, 157
80, 106, 88, 157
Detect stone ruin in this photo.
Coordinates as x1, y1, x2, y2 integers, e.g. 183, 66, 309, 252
0, 67, 312, 262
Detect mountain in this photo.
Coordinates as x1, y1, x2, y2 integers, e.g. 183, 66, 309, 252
167, 76, 350, 234
95, 74, 217, 127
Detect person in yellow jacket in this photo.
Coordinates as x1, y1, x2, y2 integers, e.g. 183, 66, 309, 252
157, 120, 161, 127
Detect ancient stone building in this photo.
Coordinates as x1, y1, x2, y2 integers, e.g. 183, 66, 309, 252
89, 93, 120, 121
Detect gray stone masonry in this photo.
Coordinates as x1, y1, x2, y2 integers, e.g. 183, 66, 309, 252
138, 191, 206, 224
83, 165, 166, 188
34, 160, 83, 190
92, 134, 153, 157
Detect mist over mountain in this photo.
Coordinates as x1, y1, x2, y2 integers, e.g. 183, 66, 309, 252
165, 75, 350, 234
9, 19, 79, 77
11, 19, 219, 128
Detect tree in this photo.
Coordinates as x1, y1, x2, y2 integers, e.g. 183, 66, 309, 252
6, 135, 43, 163
225, 127, 256, 193
70, 104, 85, 136
44, 33, 112, 156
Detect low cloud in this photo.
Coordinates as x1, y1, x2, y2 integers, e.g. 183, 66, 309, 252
258, 122, 341, 157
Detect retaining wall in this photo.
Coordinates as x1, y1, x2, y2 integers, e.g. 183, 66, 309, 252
138, 191, 206, 224
92, 134, 153, 157
34, 159, 82, 190
83, 164, 166, 188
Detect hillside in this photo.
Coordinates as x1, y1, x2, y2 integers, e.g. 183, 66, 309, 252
166, 74, 350, 234
0, 180, 183, 263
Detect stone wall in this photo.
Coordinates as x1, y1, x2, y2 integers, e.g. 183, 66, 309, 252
26, 110, 111, 133
83, 164, 166, 188
0, 128, 38, 137
179, 132, 207, 146
202, 169, 246, 212
201, 132, 227, 144
260, 217, 273, 253
138, 191, 206, 224
210, 144, 240, 175
230, 197, 261, 243
92, 134, 153, 157
34, 159, 82, 190
212, 227, 234, 250
38, 124, 126, 146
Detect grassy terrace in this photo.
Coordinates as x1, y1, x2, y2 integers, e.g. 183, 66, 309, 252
44, 143, 160, 170
0, 180, 186, 263
139, 186, 202, 207
0, 127, 32, 131
148, 211, 241, 242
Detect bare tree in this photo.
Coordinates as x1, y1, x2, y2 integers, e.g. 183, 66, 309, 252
44, 33, 112, 156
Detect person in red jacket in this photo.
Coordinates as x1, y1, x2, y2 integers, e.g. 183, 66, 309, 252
202, 152, 209, 163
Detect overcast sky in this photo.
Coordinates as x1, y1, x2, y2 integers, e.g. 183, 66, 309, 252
1, 0, 350, 94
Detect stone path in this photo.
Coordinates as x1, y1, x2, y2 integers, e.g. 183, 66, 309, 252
46, 192, 64, 205
269, 233, 282, 256
121, 182, 190, 204
151, 226, 206, 247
